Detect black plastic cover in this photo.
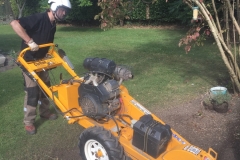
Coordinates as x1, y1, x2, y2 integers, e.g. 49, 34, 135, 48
132, 114, 172, 158
83, 57, 116, 75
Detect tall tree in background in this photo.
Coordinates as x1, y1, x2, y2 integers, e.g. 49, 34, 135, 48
10, 0, 45, 19
4, 0, 11, 17
14, 0, 26, 18
0, 0, 15, 19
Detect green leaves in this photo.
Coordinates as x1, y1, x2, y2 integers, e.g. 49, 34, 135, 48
95, 0, 133, 30
77, 0, 93, 6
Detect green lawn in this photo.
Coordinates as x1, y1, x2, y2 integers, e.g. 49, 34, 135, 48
0, 25, 229, 159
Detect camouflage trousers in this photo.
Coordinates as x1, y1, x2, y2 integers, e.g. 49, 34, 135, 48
22, 71, 51, 126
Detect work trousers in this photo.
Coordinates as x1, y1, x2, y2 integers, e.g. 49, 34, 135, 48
23, 71, 51, 126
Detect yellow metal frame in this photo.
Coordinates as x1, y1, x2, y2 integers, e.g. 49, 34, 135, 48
17, 43, 218, 160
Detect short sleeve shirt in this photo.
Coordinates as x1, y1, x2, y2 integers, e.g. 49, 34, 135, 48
18, 11, 56, 61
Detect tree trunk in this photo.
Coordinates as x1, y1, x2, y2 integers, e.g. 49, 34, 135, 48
119, 19, 124, 26
224, 1, 230, 48
191, 0, 240, 93
146, 4, 149, 20
237, 0, 240, 57
15, 0, 26, 18
4, 0, 14, 20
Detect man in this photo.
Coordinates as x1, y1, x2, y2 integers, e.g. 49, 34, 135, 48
10, 0, 71, 135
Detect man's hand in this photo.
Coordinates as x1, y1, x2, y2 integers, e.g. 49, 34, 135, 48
27, 39, 39, 51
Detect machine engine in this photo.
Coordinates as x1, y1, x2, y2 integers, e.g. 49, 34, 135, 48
78, 58, 133, 120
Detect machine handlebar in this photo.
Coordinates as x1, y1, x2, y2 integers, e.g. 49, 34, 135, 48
18, 43, 56, 58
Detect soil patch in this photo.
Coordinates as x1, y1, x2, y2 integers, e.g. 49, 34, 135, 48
51, 94, 240, 160
155, 95, 240, 160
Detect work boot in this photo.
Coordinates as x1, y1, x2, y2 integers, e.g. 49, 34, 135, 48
25, 125, 36, 135
40, 113, 58, 120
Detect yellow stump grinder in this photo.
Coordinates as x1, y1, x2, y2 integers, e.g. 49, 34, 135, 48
16, 43, 218, 160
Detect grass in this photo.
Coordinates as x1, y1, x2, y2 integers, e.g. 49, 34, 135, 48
0, 25, 229, 159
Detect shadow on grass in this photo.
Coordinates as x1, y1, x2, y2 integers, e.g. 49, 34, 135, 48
0, 34, 21, 51
57, 26, 102, 33
0, 68, 23, 108
87, 38, 229, 89
35, 118, 47, 130
134, 41, 228, 86
28, 107, 60, 133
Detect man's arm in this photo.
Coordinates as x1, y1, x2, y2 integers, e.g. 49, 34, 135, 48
10, 20, 39, 51
10, 20, 31, 43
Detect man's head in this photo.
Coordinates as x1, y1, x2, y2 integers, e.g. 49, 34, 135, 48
48, 0, 71, 21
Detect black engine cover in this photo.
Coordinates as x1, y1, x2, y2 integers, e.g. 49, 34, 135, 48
79, 79, 119, 102
78, 79, 120, 119
83, 57, 116, 75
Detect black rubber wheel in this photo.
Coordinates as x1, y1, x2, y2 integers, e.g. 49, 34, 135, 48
79, 126, 128, 160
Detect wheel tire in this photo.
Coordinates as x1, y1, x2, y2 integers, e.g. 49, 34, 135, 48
79, 126, 127, 160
